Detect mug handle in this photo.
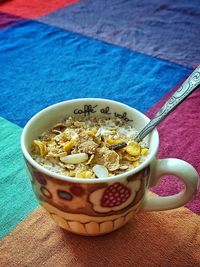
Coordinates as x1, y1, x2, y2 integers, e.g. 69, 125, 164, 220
143, 158, 199, 211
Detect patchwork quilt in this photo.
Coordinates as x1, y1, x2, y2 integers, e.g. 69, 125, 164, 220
0, 1, 200, 266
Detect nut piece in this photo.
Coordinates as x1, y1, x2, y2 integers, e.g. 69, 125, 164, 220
93, 164, 109, 178
108, 142, 127, 150
52, 123, 66, 133
65, 164, 75, 170
119, 164, 129, 170
78, 141, 98, 154
60, 153, 88, 164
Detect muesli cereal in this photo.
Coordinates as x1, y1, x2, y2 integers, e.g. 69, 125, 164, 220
31, 116, 149, 178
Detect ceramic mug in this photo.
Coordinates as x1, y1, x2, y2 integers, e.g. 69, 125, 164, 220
21, 99, 199, 236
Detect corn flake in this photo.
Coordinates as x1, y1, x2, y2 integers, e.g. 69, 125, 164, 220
125, 141, 141, 156
63, 140, 76, 153
33, 140, 47, 157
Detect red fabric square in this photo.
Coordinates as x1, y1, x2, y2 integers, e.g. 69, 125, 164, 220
0, 0, 78, 19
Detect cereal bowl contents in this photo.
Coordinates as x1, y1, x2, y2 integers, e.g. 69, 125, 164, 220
31, 116, 149, 178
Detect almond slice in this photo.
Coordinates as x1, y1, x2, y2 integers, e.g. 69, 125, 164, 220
93, 164, 109, 178
60, 153, 88, 164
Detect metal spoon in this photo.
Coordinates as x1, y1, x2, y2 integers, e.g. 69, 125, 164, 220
134, 65, 200, 143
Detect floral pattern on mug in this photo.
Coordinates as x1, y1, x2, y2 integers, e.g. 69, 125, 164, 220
89, 180, 141, 213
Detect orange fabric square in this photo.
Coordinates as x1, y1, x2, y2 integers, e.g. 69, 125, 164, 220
1, 206, 200, 266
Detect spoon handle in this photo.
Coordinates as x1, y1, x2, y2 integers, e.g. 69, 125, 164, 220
134, 65, 200, 143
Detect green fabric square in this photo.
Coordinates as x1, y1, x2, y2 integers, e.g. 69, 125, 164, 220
0, 117, 38, 239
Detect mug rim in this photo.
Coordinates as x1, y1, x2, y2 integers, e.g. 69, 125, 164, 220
21, 98, 159, 184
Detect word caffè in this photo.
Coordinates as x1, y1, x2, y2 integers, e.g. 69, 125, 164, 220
73, 104, 133, 122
